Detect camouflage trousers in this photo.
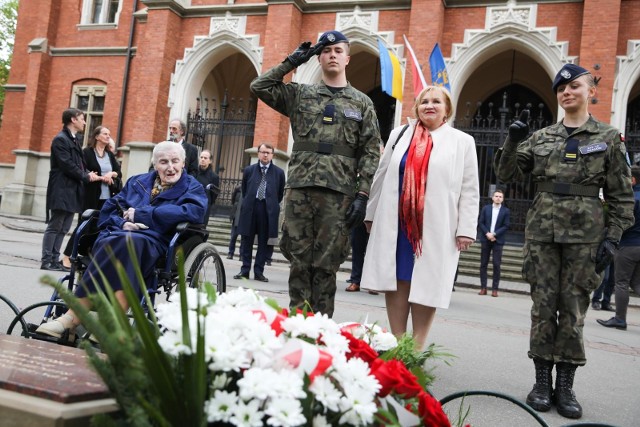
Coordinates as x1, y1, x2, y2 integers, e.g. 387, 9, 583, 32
523, 241, 602, 365
280, 187, 352, 318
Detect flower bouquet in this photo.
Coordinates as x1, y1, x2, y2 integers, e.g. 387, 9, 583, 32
51, 265, 454, 427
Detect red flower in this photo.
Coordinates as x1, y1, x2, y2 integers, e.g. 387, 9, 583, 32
370, 359, 423, 398
341, 331, 378, 363
418, 391, 451, 427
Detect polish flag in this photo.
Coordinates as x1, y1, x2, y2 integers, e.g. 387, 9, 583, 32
403, 35, 427, 99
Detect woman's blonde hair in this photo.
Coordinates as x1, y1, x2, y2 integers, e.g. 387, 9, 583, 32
412, 86, 454, 121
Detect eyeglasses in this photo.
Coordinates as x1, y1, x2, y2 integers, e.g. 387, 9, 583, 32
258, 151, 273, 155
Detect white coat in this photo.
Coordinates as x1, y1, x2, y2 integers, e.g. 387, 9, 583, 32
361, 121, 479, 308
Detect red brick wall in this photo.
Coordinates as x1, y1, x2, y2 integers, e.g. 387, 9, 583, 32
2, 0, 640, 166
579, 0, 621, 121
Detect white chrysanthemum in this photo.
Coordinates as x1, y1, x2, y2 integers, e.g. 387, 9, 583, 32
157, 332, 192, 356
337, 395, 378, 426
370, 329, 397, 352
264, 397, 306, 426
216, 287, 262, 308
281, 313, 340, 341
205, 389, 239, 423
333, 358, 380, 400
317, 331, 350, 359
308, 375, 341, 412
211, 373, 231, 390
202, 307, 281, 372
312, 414, 330, 427
230, 399, 264, 427
238, 368, 306, 401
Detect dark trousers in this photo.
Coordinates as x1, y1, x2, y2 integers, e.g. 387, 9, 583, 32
228, 225, 240, 255
613, 246, 640, 321
480, 240, 504, 290
239, 200, 269, 276
41, 210, 75, 264
349, 223, 369, 283
592, 262, 615, 305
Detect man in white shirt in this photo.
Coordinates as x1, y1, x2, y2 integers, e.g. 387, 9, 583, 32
477, 189, 511, 296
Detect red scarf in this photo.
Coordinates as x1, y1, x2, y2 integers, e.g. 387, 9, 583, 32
400, 122, 434, 257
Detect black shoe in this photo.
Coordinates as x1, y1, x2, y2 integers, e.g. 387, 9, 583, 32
233, 273, 249, 280
265, 260, 272, 266
227, 254, 233, 260
600, 303, 615, 312
596, 316, 627, 330
254, 274, 269, 282
52, 262, 70, 272
41, 262, 65, 272
591, 301, 601, 310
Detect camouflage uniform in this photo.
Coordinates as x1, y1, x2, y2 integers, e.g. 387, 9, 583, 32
495, 116, 634, 365
250, 61, 381, 317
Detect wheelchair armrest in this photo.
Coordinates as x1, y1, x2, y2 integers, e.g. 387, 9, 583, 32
81, 209, 100, 221
175, 222, 205, 233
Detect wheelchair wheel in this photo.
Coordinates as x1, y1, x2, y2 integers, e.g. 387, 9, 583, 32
184, 242, 226, 293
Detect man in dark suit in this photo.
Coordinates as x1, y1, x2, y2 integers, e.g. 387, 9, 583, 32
169, 118, 198, 176
478, 189, 510, 297
234, 143, 285, 282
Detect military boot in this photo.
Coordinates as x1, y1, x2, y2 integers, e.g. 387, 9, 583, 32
554, 362, 582, 419
525, 358, 553, 412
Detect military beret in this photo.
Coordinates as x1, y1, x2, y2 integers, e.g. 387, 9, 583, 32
552, 64, 590, 92
318, 30, 349, 47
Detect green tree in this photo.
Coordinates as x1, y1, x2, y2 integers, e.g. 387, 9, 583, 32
0, 0, 18, 124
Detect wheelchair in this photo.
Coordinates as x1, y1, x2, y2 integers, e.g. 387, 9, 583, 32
6, 208, 227, 345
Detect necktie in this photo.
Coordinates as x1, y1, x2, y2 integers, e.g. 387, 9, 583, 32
257, 166, 267, 200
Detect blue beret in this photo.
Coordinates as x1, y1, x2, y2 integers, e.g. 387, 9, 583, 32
552, 64, 590, 92
318, 30, 349, 47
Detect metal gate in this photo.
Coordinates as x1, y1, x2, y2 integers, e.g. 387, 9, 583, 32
454, 92, 552, 243
186, 93, 256, 216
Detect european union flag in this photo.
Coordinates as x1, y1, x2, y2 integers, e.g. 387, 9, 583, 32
429, 43, 451, 92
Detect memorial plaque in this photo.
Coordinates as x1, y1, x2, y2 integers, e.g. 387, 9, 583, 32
0, 334, 110, 403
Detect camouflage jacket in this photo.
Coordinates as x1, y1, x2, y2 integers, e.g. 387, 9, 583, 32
250, 61, 381, 195
495, 116, 634, 243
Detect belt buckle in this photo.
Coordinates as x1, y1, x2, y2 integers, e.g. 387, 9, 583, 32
554, 182, 571, 195
316, 142, 332, 155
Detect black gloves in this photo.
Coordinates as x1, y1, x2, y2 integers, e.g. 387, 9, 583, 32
508, 109, 530, 143
595, 238, 618, 274
286, 41, 324, 67
345, 193, 368, 229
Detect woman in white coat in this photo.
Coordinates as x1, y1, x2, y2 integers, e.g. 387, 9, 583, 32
362, 86, 479, 349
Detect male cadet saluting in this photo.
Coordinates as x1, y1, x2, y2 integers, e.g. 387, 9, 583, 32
250, 30, 381, 317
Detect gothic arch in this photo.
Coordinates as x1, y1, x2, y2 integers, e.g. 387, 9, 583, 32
447, 3, 576, 120
168, 14, 263, 120
612, 40, 640, 131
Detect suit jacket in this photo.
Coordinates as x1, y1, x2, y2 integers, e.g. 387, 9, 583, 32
46, 127, 90, 219
182, 140, 199, 176
237, 161, 285, 239
83, 147, 122, 210
478, 203, 510, 245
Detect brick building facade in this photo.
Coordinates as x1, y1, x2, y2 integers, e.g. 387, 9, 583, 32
1, 0, 639, 221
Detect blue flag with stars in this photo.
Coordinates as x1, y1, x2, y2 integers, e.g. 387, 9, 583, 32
429, 43, 451, 92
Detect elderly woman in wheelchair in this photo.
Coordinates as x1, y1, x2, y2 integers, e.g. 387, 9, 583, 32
36, 141, 208, 339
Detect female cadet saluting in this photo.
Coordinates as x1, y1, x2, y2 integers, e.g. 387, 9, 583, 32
495, 64, 634, 419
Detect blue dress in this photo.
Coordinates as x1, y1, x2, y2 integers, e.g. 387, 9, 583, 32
396, 150, 415, 281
